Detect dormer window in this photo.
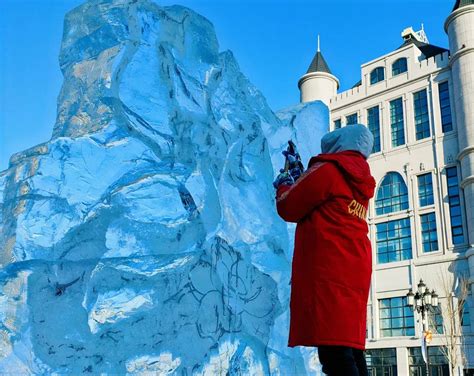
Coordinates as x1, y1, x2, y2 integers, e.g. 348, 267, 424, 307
392, 58, 408, 76
370, 67, 385, 85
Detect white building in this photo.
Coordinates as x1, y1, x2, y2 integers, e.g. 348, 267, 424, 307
299, 1, 474, 375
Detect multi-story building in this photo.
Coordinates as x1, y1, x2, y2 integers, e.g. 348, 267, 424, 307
298, 1, 474, 375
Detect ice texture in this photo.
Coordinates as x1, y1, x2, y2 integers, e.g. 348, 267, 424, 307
0, 0, 329, 374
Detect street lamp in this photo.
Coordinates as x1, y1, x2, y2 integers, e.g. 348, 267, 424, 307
406, 279, 438, 376
418, 279, 426, 294
407, 289, 415, 306
431, 290, 439, 307
424, 288, 432, 306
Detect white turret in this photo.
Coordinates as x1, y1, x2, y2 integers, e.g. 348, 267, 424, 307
298, 36, 339, 106
445, 1, 474, 269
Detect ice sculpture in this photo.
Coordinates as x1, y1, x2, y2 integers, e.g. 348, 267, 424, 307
0, 0, 328, 374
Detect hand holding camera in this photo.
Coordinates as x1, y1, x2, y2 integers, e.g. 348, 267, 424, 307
273, 140, 305, 189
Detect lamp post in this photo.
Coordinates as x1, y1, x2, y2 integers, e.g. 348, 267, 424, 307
406, 279, 439, 376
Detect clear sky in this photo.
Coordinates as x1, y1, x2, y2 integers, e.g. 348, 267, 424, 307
0, 0, 455, 171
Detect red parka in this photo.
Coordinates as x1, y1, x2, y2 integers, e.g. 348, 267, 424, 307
276, 150, 376, 350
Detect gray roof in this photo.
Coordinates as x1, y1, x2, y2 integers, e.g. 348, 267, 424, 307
453, 0, 474, 11
306, 51, 332, 74
397, 38, 448, 59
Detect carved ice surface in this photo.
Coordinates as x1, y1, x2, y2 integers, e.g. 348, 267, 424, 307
0, 0, 328, 374
86, 288, 155, 333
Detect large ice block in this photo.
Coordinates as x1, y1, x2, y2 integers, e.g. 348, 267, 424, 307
0, 0, 328, 374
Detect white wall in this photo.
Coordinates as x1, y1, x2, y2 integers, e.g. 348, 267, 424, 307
299, 71, 338, 106
327, 24, 474, 370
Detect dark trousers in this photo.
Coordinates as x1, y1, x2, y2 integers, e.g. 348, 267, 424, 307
318, 345, 369, 376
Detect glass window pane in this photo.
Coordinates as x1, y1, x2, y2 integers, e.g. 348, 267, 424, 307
367, 106, 381, 153
392, 58, 408, 76
438, 82, 453, 132
371, 67, 385, 85
445, 167, 465, 246
420, 212, 438, 252
417, 173, 434, 207
378, 296, 414, 338
376, 173, 409, 215
346, 113, 358, 125
413, 89, 430, 140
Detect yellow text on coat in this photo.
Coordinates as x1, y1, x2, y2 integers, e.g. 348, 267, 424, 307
347, 199, 367, 220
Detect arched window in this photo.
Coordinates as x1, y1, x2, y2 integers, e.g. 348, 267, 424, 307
375, 172, 409, 215
370, 67, 385, 85
392, 58, 408, 76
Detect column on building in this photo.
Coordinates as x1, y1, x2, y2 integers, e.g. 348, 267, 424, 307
445, 1, 474, 273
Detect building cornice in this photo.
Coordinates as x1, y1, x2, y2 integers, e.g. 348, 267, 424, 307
412, 252, 467, 267
330, 66, 450, 112
445, 4, 474, 33
449, 47, 474, 67
460, 175, 474, 190
465, 246, 474, 258
298, 71, 340, 90
457, 145, 474, 162
360, 44, 415, 69
365, 133, 455, 163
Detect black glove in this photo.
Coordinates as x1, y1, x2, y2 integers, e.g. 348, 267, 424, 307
273, 170, 294, 189
282, 150, 304, 182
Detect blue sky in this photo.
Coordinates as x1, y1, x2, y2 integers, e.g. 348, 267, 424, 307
0, 0, 454, 171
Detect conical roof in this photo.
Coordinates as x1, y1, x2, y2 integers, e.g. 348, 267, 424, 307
306, 51, 332, 75
453, 0, 474, 11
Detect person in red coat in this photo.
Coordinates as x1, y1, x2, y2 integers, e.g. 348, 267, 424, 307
274, 124, 376, 376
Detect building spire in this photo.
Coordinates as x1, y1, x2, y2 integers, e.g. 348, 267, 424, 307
298, 34, 340, 104
304, 34, 332, 74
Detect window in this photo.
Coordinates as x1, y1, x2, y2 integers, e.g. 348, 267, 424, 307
334, 119, 341, 129
346, 113, 358, 125
438, 81, 453, 132
392, 57, 408, 76
420, 212, 438, 252
408, 347, 449, 376
446, 167, 465, 245
379, 296, 415, 337
390, 97, 405, 147
366, 348, 397, 376
417, 173, 434, 206
413, 89, 431, 140
367, 106, 381, 153
370, 66, 385, 85
375, 172, 409, 215
376, 218, 412, 264
429, 305, 444, 334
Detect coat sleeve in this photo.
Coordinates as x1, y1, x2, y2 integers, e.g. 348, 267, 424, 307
276, 162, 340, 223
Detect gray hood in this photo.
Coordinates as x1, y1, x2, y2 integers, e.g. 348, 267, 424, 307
320, 124, 374, 159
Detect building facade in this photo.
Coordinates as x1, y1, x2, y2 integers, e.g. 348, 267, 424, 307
299, 1, 474, 375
